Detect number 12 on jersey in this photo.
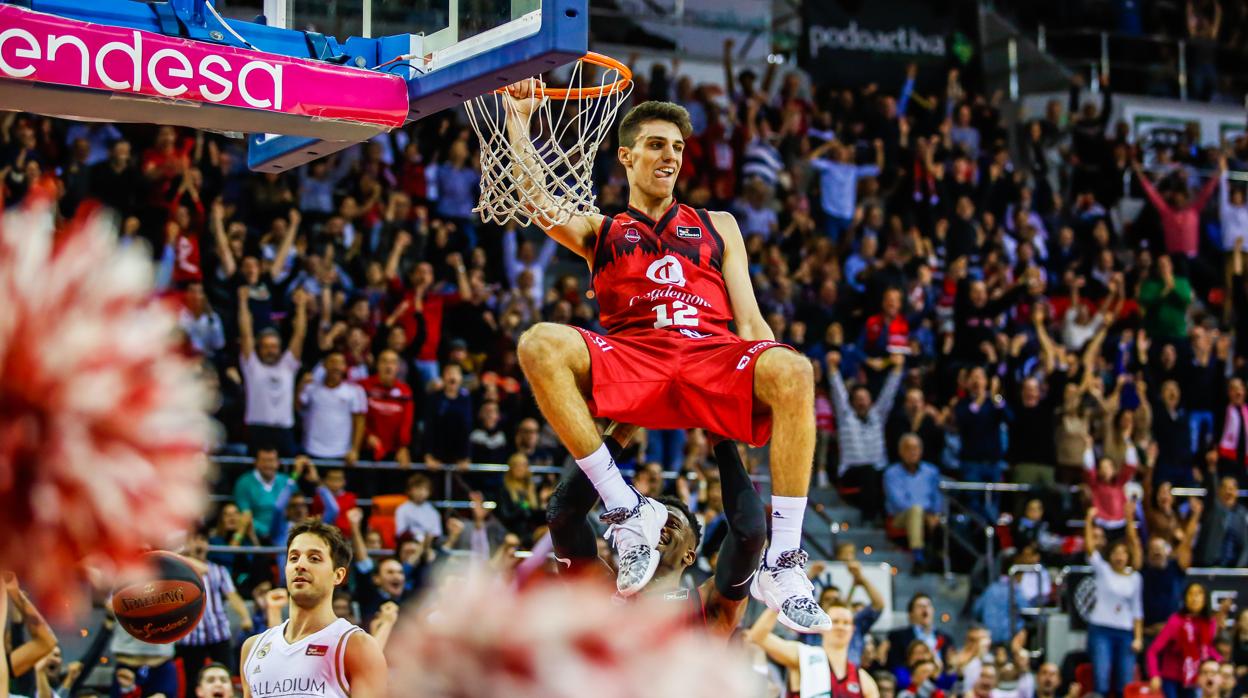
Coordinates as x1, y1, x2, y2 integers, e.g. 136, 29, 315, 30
652, 300, 699, 329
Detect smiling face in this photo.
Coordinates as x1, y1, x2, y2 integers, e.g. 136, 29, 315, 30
619, 120, 684, 201
374, 559, 406, 597
655, 503, 698, 573
286, 531, 346, 608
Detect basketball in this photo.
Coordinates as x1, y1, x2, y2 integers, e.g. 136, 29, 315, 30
112, 551, 205, 645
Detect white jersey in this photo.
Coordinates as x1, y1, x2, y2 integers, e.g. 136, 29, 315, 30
243, 618, 362, 698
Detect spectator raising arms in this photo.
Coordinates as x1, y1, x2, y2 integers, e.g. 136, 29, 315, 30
828, 351, 904, 520
1083, 505, 1144, 698
237, 285, 308, 456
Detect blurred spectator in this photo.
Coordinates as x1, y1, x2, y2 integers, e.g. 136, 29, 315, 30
886, 388, 945, 469
803, 559, 886, 665
424, 363, 474, 469
883, 434, 943, 574
299, 352, 368, 462
885, 594, 953, 671
828, 351, 904, 519
179, 282, 226, 359
501, 226, 557, 302
1147, 582, 1223, 697
1215, 379, 1248, 479
395, 473, 443, 543
468, 401, 509, 465
1140, 256, 1195, 344
495, 453, 542, 543
347, 508, 417, 628
1084, 434, 1139, 533
951, 367, 1010, 518
1193, 465, 1248, 567
237, 286, 308, 455
1007, 375, 1059, 487
808, 139, 883, 241
313, 467, 358, 534
1152, 380, 1197, 487
359, 349, 415, 468
177, 529, 252, 694
1083, 505, 1144, 698
231, 448, 291, 542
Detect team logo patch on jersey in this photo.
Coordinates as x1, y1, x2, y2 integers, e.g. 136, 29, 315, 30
646, 255, 686, 287
624, 229, 641, 243
255, 642, 271, 660
675, 225, 702, 239
306, 644, 328, 657
848, 684, 861, 694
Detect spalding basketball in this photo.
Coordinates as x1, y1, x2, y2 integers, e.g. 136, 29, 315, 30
113, 551, 205, 644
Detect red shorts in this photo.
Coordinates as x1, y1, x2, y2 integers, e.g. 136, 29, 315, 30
574, 327, 789, 447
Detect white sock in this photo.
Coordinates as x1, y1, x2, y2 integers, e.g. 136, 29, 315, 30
576, 443, 637, 511
767, 495, 808, 566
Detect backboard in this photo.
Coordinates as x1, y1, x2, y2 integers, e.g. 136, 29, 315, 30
242, 0, 581, 172
0, 0, 587, 172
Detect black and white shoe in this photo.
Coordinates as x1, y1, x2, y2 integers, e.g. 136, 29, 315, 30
599, 492, 666, 596
750, 548, 832, 634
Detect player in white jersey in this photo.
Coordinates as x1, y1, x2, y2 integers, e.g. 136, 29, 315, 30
241, 521, 387, 698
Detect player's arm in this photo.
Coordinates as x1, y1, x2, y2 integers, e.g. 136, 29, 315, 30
744, 608, 801, 669
239, 634, 258, 698
344, 630, 388, 698
712, 211, 773, 341
501, 80, 602, 260
860, 667, 880, 698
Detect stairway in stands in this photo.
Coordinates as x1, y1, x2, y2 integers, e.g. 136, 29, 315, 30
803, 486, 972, 640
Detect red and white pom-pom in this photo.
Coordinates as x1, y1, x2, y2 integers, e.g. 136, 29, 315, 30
387, 574, 762, 698
0, 199, 211, 610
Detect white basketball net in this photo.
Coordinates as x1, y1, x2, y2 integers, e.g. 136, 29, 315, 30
465, 56, 633, 229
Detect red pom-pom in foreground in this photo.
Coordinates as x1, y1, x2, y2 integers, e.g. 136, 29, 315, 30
0, 200, 211, 611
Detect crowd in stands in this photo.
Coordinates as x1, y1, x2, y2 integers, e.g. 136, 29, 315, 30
7, 25, 1248, 698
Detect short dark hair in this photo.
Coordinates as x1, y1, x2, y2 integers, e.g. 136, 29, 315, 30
406, 473, 431, 490
196, 663, 230, 686
618, 101, 692, 149
657, 495, 702, 548
908, 593, 932, 613
286, 520, 352, 572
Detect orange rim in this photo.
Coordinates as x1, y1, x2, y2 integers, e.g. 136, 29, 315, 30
495, 52, 632, 100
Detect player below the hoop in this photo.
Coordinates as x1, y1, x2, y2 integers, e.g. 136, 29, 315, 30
502, 79, 829, 633
240, 521, 387, 698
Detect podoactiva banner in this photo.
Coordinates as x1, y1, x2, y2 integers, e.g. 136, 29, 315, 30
800, 0, 962, 91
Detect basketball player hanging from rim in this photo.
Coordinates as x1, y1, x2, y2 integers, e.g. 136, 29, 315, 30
502, 79, 830, 633
240, 521, 387, 698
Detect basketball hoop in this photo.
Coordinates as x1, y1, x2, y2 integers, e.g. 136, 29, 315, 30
465, 52, 633, 229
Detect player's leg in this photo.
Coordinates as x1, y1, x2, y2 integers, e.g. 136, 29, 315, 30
518, 323, 665, 595
753, 346, 815, 558
749, 346, 830, 633
547, 432, 641, 574
710, 441, 767, 598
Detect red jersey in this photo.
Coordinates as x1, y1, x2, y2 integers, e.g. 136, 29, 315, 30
359, 375, 414, 456
864, 313, 909, 356
591, 202, 734, 338
786, 659, 863, 698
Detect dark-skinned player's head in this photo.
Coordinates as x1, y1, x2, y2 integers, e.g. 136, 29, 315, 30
285, 520, 353, 608
654, 495, 702, 575
616, 101, 692, 201
195, 663, 231, 698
